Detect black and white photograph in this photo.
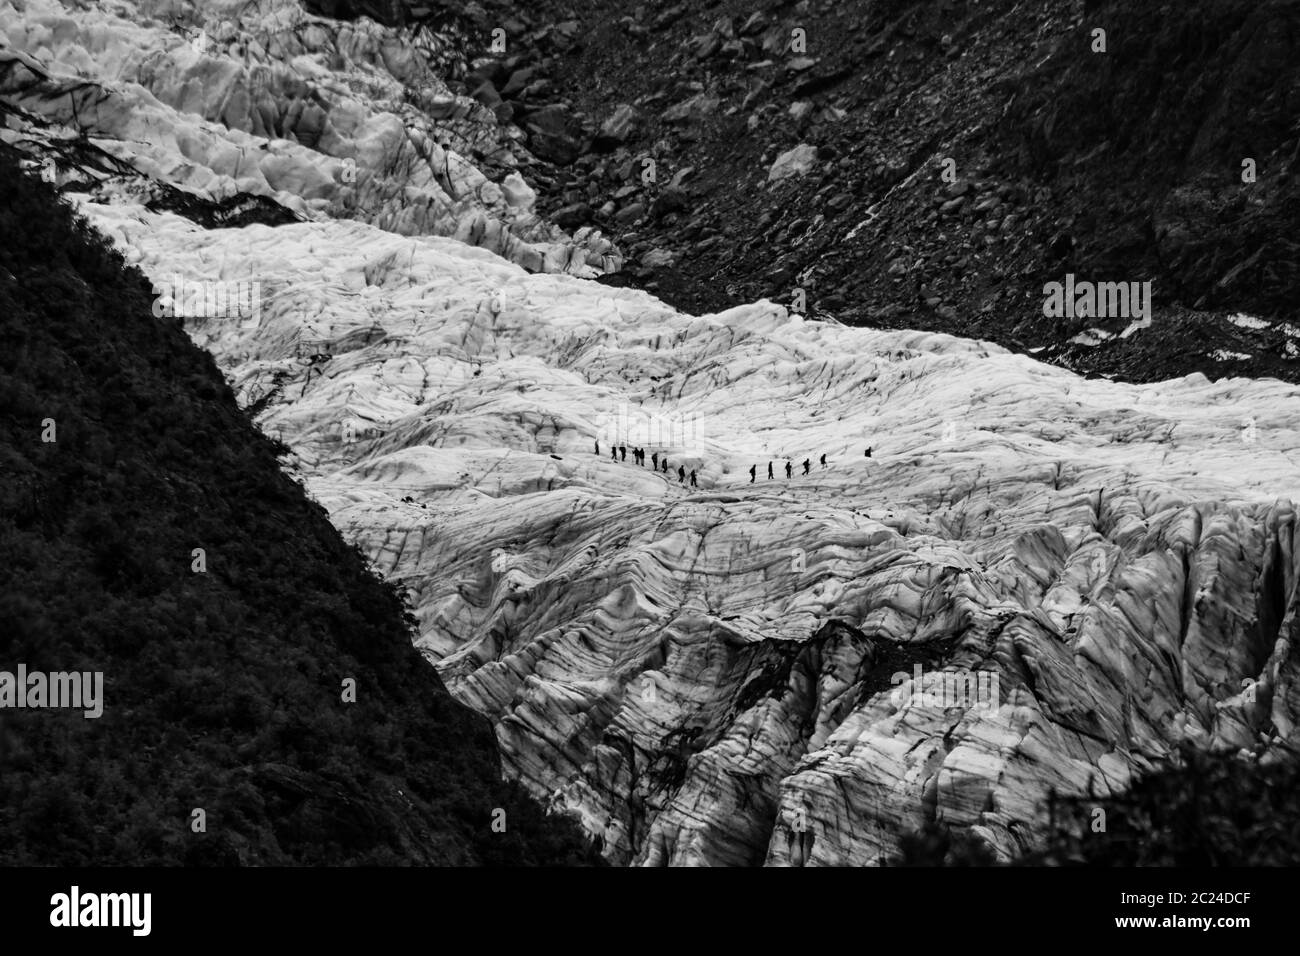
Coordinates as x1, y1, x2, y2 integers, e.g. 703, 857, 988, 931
0, 0, 1292, 939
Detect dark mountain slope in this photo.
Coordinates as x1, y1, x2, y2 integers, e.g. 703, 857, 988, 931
350, 0, 1300, 385
0, 147, 597, 865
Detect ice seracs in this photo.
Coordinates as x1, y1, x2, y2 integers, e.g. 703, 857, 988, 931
0, 0, 619, 275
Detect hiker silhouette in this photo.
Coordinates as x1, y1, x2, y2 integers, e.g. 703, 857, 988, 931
865, 446, 872, 458
595, 440, 600, 455
652, 451, 659, 469
785, 461, 793, 478
767, 462, 774, 480
749, 464, 756, 483
678, 465, 686, 483
620, 446, 627, 461
820, 454, 826, 468
689, 469, 697, 488
802, 459, 810, 475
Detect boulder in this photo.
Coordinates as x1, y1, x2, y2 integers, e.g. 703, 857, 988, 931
767, 144, 820, 183
522, 104, 583, 166
595, 104, 638, 150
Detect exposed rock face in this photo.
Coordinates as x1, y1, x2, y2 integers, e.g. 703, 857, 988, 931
0, 0, 619, 275
82, 194, 1300, 865
510, 0, 1300, 385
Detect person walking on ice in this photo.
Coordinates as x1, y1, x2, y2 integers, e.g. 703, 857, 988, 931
652, 451, 659, 470
611, 447, 618, 462
820, 454, 827, 468
620, 445, 627, 462
689, 469, 698, 488
678, 465, 686, 484
767, 462, 774, 480
749, 464, 756, 483
595, 439, 600, 456
785, 460, 793, 479
802, 459, 811, 475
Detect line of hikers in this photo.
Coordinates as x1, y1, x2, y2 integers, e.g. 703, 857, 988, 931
596, 440, 698, 487
595, 440, 873, 488
749, 456, 818, 481
745, 448, 876, 481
